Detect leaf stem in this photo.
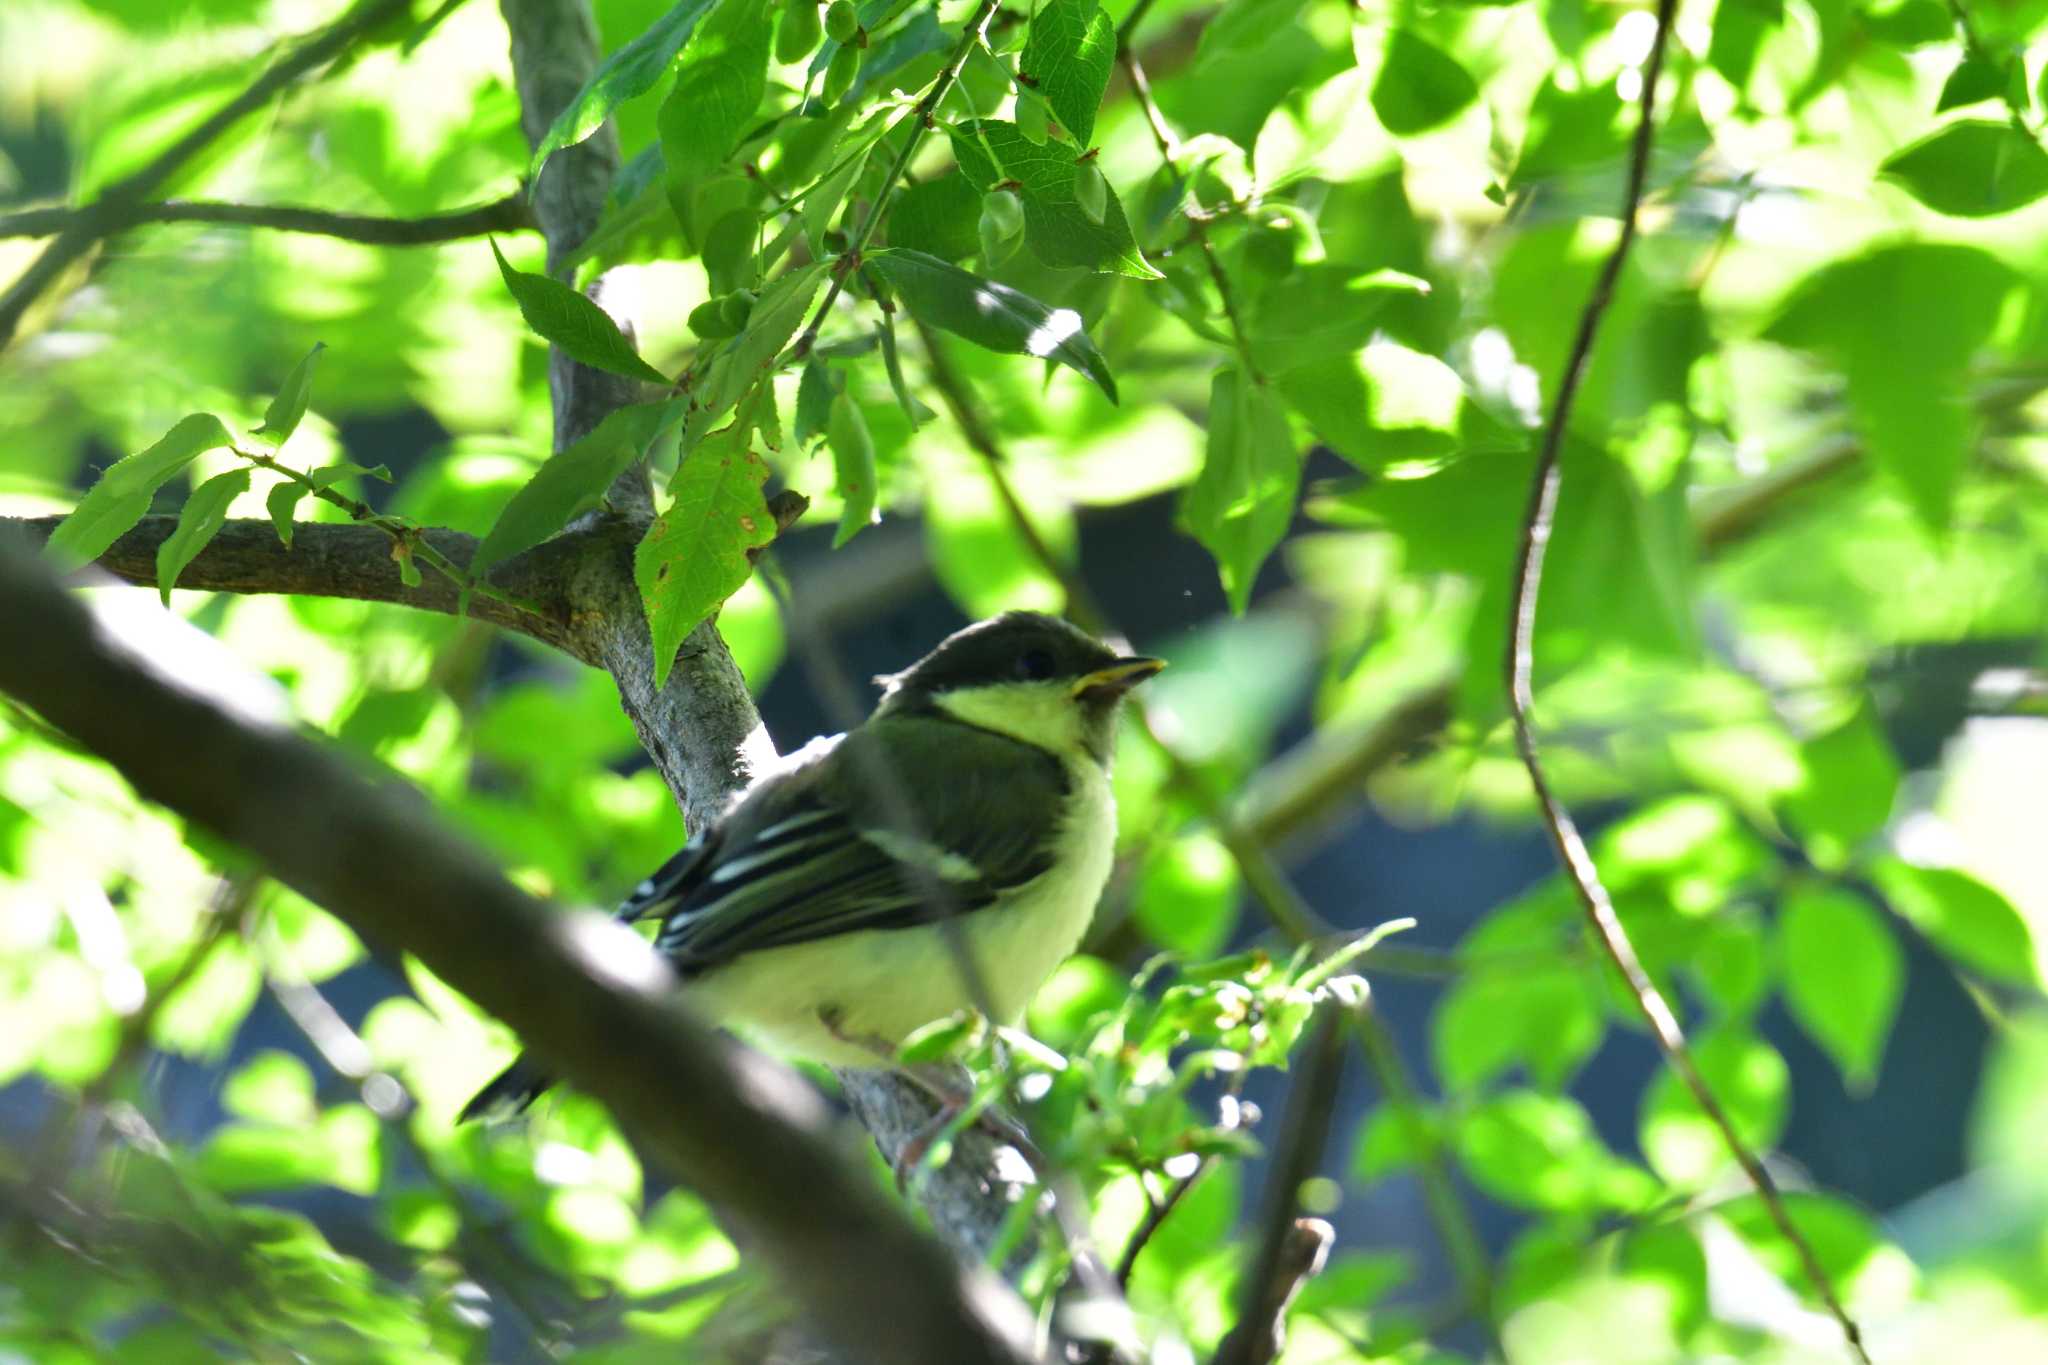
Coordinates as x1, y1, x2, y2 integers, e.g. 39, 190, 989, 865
792, 0, 1006, 358
1499, 2, 1872, 1360
1116, 43, 1260, 380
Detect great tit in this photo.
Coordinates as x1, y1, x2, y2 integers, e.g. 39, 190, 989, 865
460, 611, 1164, 1120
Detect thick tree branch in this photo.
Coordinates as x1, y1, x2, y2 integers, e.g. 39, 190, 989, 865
0, 194, 535, 245
1500, 4, 1870, 1361
0, 0, 415, 349
0, 537, 1035, 1365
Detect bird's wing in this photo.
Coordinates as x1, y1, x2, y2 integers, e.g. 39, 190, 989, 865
639, 716, 1070, 975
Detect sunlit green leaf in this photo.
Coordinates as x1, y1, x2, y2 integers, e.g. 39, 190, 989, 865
658, 0, 772, 185
473, 400, 682, 578
252, 342, 324, 445
156, 467, 250, 605
491, 239, 672, 387
1370, 29, 1479, 135
1180, 366, 1299, 613
1881, 119, 2048, 216
530, 0, 719, 175
1020, 0, 1115, 146
1869, 858, 2038, 986
1779, 885, 1903, 1089
45, 414, 237, 568
866, 248, 1117, 399
946, 120, 1159, 278
1639, 1028, 1788, 1188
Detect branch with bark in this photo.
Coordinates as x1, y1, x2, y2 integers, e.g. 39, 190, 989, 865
0, 194, 535, 245
0, 536, 1033, 1365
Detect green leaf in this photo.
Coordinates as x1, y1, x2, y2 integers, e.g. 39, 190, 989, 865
1880, 119, 2048, 216
1779, 886, 1903, 1089
694, 262, 828, 426
223, 1050, 317, 1125
1020, 0, 1116, 146
1370, 30, 1479, 136
1781, 706, 1900, 865
657, 0, 773, 186
1157, 6, 1318, 153
1457, 1090, 1655, 1213
1133, 831, 1239, 956
1354, 1102, 1443, 1182
1869, 858, 2038, 986
473, 400, 682, 578
866, 248, 1118, 400
1936, 51, 2012, 111
266, 480, 308, 547
800, 126, 884, 258
1767, 243, 2017, 526
635, 406, 777, 690
825, 391, 876, 547
1718, 1191, 1906, 1310
1433, 963, 1605, 1092
252, 342, 324, 445
887, 172, 982, 261
946, 120, 1159, 278
156, 467, 249, 605
795, 359, 836, 447
1180, 366, 1299, 613
529, 0, 719, 176
1639, 1028, 1788, 1188
1248, 265, 1430, 374
1274, 340, 1512, 471
490, 239, 671, 387
45, 413, 236, 568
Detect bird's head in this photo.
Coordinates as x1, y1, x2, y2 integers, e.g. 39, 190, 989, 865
876, 612, 1165, 763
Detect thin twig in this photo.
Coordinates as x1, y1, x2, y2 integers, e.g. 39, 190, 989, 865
0, 0, 414, 347
1499, 4, 1871, 1361
792, 0, 1005, 358
1215, 1011, 1343, 1365
0, 193, 534, 244
1117, 45, 1260, 380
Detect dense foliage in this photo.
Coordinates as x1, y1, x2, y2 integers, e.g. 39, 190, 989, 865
5, 0, 2048, 1360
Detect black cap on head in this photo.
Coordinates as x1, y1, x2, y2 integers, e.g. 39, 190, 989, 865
879, 612, 1121, 699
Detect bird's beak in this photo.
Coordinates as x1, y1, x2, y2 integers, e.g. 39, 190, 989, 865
1073, 656, 1166, 701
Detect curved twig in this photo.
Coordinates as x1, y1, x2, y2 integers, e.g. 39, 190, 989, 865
1499, 4, 1871, 1361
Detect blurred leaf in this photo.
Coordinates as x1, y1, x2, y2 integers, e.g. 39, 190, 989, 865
1869, 858, 2038, 986
867, 249, 1117, 399
946, 120, 1159, 278
1936, 52, 2013, 111
45, 414, 236, 568
252, 342, 324, 445
888, 172, 983, 261
657, 0, 772, 184
1020, 0, 1115, 146
1133, 832, 1239, 956
491, 239, 671, 387
1434, 962, 1605, 1092
1779, 885, 1903, 1089
1639, 1028, 1788, 1187
825, 391, 877, 546
1370, 29, 1479, 135
529, 0, 719, 174
1157, 5, 1321, 153
1781, 706, 1900, 865
1354, 1102, 1445, 1182
1180, 366, 1299, 613
635, 402, 777, 690
1880, 119, 2048, 216
222, 1050, 317, 1125
473, 400, 682, 577
694, 263, 828, 423
156, 468, 249, 605
1457, 1090, 1656, 1212
1618, 1219, 1708, 1338
1767, 242, 2017, 526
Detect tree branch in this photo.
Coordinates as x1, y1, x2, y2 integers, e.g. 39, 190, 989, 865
1500, 5, 1871, 1362
0, 194, 535, 245
0, 0, 416, 349
0, 536, 1035, 1365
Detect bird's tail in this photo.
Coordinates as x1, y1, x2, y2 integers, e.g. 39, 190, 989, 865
457, 1054, 554, 1123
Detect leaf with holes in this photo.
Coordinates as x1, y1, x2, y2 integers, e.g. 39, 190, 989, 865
157, 468, 250, 605
866, 249, 1116, 401
529, 0, 719, 176
474, 400, 684, 578
45, 413, 238, 568
636, 408, 777, 689
1021, 0, 1115, 146
491, 240, 671, 387
947, 120, 1158, 278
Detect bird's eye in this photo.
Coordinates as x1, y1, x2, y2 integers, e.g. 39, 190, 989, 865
1016, 648, 1057, 681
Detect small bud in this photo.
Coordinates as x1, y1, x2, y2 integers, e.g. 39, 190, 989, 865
1074, 161, 1108, 225
776, 0, 822, 63
824, 0, 859, 44
720, 289, 757, 330
689, 298, 742, 339
822, 41, 860, 105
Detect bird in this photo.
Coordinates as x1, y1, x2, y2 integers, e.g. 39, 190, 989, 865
459, 611, 1165, 1122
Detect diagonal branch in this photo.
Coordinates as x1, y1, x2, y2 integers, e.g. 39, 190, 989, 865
1500, 4, 1871, 1361
0, 193, 536, 245
0, 0, 416, 349
0, 536, 1035, 1365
